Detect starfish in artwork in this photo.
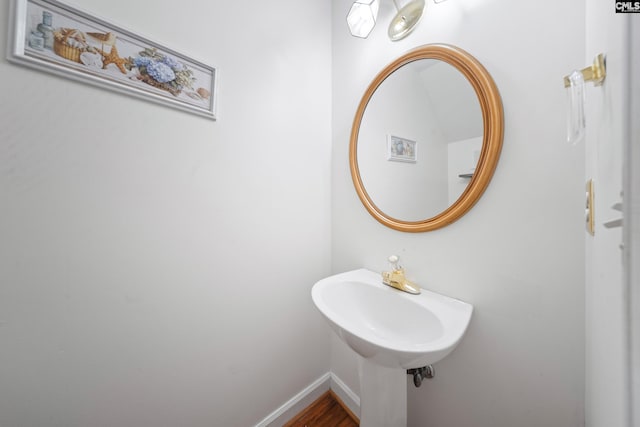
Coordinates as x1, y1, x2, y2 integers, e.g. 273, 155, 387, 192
100, 45, 128, 74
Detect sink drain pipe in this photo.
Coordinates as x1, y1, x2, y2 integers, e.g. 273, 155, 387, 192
407, 365, 434, 387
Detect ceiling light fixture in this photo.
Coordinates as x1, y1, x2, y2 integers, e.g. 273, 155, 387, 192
346, 0, 380, 39
388, 0, 426, 41
347, 0, 431, 42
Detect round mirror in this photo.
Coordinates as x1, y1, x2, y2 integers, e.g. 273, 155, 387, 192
349, 44, 504, 232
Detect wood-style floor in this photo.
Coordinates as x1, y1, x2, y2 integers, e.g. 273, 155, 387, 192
283, 390, 359, 427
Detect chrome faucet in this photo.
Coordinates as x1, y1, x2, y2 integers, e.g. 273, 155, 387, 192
381, 255, 421, 295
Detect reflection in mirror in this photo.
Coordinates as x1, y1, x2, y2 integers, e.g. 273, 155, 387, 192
357, 59, 483, 221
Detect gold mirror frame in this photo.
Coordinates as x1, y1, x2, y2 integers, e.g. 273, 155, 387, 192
349, 44, 504, 232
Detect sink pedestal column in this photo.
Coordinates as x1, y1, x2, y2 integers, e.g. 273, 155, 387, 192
358, 358, 407, 427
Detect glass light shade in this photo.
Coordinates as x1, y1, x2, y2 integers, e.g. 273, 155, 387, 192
388, 0, 426, 41
347, 0, 380, 38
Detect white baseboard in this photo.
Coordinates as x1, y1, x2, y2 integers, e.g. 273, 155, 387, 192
254, 373, 330, 427
254, 371, 360, 427
330, 372, 360, 419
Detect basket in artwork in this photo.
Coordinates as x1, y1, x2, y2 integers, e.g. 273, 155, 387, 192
130, 48, 195, 97
53, 38, 83, 63
136, 72, 182, 96
52, 28, 89, 63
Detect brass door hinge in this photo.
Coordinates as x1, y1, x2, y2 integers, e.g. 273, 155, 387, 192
586, 179, 595, 235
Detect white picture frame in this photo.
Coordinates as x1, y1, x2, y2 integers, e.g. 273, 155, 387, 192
387, 135, 417, 163
7, 0, 218, 120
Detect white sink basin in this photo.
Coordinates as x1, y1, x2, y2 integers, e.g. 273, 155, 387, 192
312, 268, 473, 369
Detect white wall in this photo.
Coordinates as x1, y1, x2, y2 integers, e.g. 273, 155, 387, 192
331, 0, 586, 425
0, 1, 332, 426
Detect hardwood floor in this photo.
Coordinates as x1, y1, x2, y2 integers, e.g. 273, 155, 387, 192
283, 390, 359, 427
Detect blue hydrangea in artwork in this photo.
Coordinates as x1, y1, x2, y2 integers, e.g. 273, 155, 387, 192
162, 56, 184, 72
133, 56, 153, 68
146, 61, 176, 83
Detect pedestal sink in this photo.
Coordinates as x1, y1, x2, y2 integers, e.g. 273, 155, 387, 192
311, 268, 473, 427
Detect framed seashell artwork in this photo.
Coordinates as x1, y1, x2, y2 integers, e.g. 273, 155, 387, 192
6, 0, 218, 120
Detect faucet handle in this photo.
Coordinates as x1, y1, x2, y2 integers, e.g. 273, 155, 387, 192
388, 255, 401, 270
